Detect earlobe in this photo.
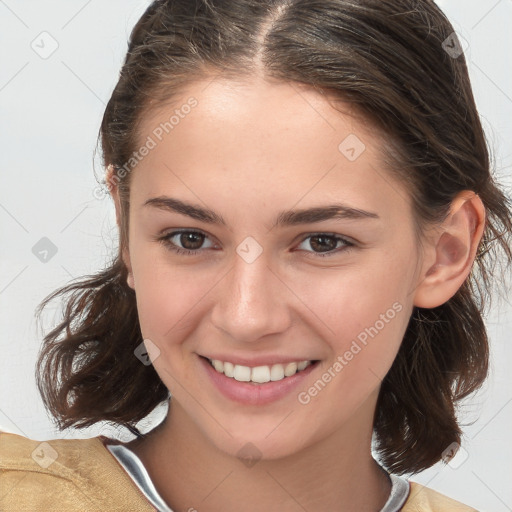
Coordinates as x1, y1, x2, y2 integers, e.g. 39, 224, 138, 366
126, 269, 135, 289
123, 247, 135, 289
413, 191, 486, 309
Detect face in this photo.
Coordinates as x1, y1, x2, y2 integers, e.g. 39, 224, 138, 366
119, 77, 425, 460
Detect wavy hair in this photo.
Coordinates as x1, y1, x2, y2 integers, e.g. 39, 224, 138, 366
35, 0, 512, 474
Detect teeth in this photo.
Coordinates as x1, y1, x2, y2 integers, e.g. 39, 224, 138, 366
208, 358, 312, 383
284, 362, 298, 376
212, 360, 224, 372
252, 366, 270, 383
223, 361, 234, 378
233, 364, 251, 382
270, 364, 284, 381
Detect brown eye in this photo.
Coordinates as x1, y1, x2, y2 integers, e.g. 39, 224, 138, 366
309, 235, 338, 252
159, 230, 215, 255
296, 233, 354, 257
179, 232, 205, 250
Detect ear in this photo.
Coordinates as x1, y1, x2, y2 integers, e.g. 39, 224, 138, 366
413, 190, 486, 309
106, 165, 135, 290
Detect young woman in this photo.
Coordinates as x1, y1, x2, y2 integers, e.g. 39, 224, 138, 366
1, 0, 511, 510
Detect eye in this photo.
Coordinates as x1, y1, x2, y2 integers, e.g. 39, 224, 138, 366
295, 233, 354, 257
158, 229, 216, 256
157, 230, 354, 258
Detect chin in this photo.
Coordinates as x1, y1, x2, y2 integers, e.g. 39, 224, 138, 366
217, 436, 301, 463
204, 419, 315, 463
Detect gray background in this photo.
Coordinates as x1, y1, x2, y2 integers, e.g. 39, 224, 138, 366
0, 1, 511, 510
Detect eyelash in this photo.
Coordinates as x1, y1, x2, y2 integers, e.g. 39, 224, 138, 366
157, 229, 355, 258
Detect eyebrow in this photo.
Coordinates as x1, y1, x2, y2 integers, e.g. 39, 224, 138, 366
143, 196, 380, 228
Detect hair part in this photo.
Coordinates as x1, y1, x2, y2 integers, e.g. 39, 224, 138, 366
36, 0, 512, 474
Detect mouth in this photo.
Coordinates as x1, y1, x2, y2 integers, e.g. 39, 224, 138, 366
202, 356, 319, 384
198, 355, 320, 405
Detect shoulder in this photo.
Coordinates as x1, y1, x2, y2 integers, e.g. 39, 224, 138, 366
0, 430, 155, 511
402, 481, 479, 511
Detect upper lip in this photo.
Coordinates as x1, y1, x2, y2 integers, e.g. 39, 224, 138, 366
199, 353, 318, 367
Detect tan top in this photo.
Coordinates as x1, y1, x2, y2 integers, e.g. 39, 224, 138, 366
0, 431, 479, 511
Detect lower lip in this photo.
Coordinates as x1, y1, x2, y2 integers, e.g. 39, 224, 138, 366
199, 356, 319, 406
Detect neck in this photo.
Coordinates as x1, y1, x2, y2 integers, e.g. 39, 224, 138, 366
126, 401, 390, 512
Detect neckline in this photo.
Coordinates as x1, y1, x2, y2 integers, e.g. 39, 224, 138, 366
99, 436, 410, 512
99, 435, 168, 511
104, 439, 173, 512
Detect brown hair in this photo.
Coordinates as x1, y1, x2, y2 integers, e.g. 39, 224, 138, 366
35, 0, 512, 474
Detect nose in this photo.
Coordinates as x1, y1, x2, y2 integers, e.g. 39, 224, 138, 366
210, 249, 292, 344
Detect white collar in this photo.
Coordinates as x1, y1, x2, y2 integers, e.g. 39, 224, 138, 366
106, 442, 410, 512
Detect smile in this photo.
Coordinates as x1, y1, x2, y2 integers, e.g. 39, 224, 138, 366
199, 355, 320, 405
207, 358, 313, 384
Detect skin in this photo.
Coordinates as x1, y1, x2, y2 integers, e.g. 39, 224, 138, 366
109, 76, 485, 512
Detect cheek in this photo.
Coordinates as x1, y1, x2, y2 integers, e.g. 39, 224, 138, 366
298, 258, 412, 344
130, 250, 212, 343
298, 250, 414, 385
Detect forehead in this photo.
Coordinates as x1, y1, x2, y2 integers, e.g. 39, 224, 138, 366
141, 76, 370, 155
130, 77, 411, 222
